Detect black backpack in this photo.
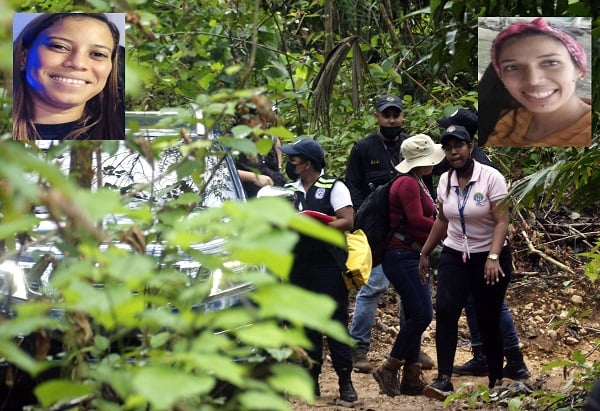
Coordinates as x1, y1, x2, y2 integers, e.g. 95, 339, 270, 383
354, 174, 403, 267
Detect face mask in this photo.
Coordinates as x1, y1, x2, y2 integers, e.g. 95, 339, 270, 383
285, 161, 299, 181
379, 125, 403, 140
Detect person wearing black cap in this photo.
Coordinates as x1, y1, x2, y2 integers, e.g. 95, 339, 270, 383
436, 110, 530, 381
434, 108, 494, 175
344, 94, 434, 374
280, 139, 358, 405
346, 94, 408, 208
418, 125, 513, 400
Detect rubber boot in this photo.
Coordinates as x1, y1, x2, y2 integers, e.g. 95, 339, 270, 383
503, 346, 531, 380
337, 368, 358, 403
453, 345, 488, 376
373, 357, 404, 397
400, 362, 427, 395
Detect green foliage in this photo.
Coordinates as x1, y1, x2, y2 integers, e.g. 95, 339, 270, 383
0, 0, 599, 409
498, 146, 600, 212
580, 239, 600, 284
537, 348, 600, 410
0, 127, 347, 409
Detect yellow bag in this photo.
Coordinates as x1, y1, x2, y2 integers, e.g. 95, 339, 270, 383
342, 229, 373, 290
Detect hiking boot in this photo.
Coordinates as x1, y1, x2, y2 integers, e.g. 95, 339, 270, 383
419, 350, 434, 370
352, 351, 374, 373
453, 345, 488, 376
400, 362, 427, 395
338, 369, 358, 403
423, 377, 454, 401
373, 357, 403, 397
503, 346, 531, 380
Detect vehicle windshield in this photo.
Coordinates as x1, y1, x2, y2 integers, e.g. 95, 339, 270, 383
119, 110, 246, 208
5, 110, 251, 302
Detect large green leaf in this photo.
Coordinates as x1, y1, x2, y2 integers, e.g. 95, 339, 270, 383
237, 389, 292, 411
0, 216, 38, 239
251, 283, 352, 344
34, 379, 97, 408
235, 322, 311, 348
268, 363, 314, 402
132, 366, 215, 409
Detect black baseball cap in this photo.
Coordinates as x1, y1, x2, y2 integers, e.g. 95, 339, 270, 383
280, 139, 326, 169
376, 94, 403, 112
437, 109, 478, 138
440, 125, 472, 145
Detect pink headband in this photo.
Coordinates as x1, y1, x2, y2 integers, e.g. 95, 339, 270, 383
491, 17, 587, 76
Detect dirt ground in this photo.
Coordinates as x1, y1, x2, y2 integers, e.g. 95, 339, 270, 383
289, 212, 600, 410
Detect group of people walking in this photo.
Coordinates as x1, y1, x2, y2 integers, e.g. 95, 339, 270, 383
234, 90, 531, 406
344, 95, 530, 402
231, 15, 596, 404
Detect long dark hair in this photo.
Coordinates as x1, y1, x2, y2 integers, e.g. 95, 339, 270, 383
478, 65, 520, 146
13, 13, 124, 140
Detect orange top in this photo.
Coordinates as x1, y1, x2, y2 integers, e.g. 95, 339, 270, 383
486, 99, 592, 147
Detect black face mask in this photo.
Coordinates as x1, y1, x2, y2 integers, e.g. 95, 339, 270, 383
379, 125, 403, 140
285, 161, 299, 181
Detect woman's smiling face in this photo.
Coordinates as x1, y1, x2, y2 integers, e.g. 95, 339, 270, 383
497, 34, 582, 114
24, 16, 114, 121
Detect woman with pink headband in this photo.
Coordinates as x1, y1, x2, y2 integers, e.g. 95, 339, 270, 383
479, 17, 591, 147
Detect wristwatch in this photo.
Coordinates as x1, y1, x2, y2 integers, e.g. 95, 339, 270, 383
487, 253, 499, 261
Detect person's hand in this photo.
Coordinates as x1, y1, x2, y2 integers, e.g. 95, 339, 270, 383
418, 254, 430, 285
254, 174, 274, 187
484, 259, 505, 285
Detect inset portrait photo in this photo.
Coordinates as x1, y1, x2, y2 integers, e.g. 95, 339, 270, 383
478, 17, 592, 147
13, 13, 125, 140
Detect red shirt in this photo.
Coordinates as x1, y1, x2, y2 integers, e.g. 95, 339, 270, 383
387, 175, 436, 250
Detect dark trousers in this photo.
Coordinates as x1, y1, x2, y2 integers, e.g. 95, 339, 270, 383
290, 259, 353, 377
382, 248, 433, 364
435, 245, 511, 382
465, 296, 519, 348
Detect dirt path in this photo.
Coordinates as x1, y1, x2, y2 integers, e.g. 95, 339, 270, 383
289, 268, 600, 410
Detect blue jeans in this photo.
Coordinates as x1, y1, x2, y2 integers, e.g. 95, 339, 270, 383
349, 264, 389, 352
382, 248, 433, 364
464, 296, 520, 349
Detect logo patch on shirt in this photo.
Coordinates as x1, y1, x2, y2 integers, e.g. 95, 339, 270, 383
473, 192, 485, 206
315, 188, 327, 200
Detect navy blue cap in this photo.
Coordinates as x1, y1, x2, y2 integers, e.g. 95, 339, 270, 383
440, 125, 472, 145
376, 94, 403, 112
280, 139, 325, 170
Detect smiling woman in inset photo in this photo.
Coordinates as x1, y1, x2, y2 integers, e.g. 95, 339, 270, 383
478, 17, 591, 147
13, 13, 125, 140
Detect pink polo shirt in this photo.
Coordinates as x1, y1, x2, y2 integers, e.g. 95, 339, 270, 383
437, 161, 508, 253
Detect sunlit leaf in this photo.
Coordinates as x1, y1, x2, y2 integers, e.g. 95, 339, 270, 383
237, 389, 292, 411
132, 366, 215, 409
34, 379, 97, 408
